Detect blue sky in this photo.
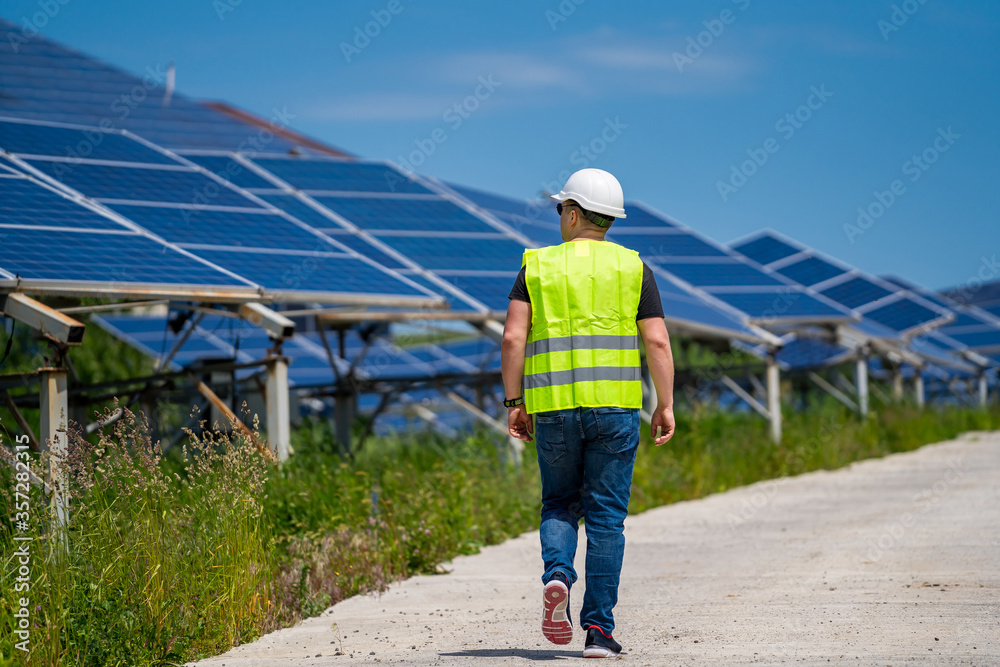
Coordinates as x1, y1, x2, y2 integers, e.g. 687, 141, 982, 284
8, 0, 999, 290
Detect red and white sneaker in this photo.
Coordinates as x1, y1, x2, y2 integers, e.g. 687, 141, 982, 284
541, 577, 573, 645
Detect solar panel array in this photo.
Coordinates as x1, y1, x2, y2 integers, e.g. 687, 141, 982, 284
0, 118, 443, 305
731, 230, 955, 336
0, 19, 325, 153
0, 164, 258, 294
603, 203, 856, 331
177, 150, 539, 314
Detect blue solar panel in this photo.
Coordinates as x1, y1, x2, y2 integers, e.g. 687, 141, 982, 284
864, 298, 941, 332
257, 194, 344, 229
394, 273, 477, 312
776, 338, 850, 370
314, 196, 498, 233
251, 158, 431, 194
731, 235, 800, 265
775, 256, 847, 286
944, 329, 1000, 350
610, 232, 728, 258
0, 120, 176, 164
0, 227, 247, 285
0, 20, 317, 153
181, 155, 276, 189
940, 312, 992, 329
615, 205, 677, 228
371, 235, 524, 271
711, 291, 847, 319
322, 231, 409, 269
26, 160, 255, 207
985, 305, 1000, 319
107, 204, 326, 251
820, 276, 894, 309
0, 175, 122, 230
659, 261, 785, 287
190, 248, 430, 296
439, 273, 519, 311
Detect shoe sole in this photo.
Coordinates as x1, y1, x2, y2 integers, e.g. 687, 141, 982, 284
583, 646, 619, 658
541, 580, 572, 645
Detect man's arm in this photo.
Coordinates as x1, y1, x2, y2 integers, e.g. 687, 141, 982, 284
501, 298, 533, 442
637, 316, 675, 445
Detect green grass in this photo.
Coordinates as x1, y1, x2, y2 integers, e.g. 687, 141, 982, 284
0, 397, 998, 666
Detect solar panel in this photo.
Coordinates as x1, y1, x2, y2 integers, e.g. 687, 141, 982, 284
313, 196, 498, 233
25, 159, 256, 207
729, 230, 953, 337
775, 338, 852, 371
0, 118, 175, 164
775, 256, 847, 287
731, 234, 799, 265
0, 176, 121, 230
610, 231, 728, 258
711, 291, 848, 320
446, 183, 564, 246
0, 121, 446, 305
107, 204, 326, 251
0, 224, 248, 285
658, 261, 785, 287
365, 234, 524, 272
820, 276, 894, 309
253, 158, 432, 194
0, 21, 322, 153
189, 248, 431, 297
181, 154, 277, 189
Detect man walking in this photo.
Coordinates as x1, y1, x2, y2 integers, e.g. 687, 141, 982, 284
501, 168, 676, 658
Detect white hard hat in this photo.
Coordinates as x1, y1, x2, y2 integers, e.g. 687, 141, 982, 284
550, 168, 627, 219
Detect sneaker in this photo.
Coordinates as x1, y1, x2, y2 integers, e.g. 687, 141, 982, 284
583, 625, 622, 658
541, 573, 573, 645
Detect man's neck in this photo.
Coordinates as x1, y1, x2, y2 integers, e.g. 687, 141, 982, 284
568, 231, 607, 242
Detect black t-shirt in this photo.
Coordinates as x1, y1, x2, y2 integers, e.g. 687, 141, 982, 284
507, 261, 665, 321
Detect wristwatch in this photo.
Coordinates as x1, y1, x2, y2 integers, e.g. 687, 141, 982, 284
503, 396, 524, 408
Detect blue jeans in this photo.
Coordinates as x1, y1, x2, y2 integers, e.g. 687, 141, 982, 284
534, 406, 640, 634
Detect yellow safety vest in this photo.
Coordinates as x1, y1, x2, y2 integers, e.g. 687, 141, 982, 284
522, 240, 644, 413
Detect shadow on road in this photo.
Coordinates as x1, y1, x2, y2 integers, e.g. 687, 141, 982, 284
439, 648, 582, 660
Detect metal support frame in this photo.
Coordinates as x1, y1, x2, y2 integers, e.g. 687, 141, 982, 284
2, 390, 41, 452
238, 302, 295, 340
855, 353, 869, 417
720, 375, 771, 420
39, 368, 68, 527
808, 372, 859, 412
189, 373, 274, 461
978, 371, 989, 408
766, 355, 782, 444
265, 355, 291, 461
914, 373, 925, 408
156, 311, 205, 372
891, 365, 904, 403
442, 389, 523, 466
0, 292, 84, 345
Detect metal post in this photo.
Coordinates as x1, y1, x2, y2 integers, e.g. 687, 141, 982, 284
979, 372, 989, 409
914, 373, 925, 408
855, 354, 869, 417
766, 355, 781, 444
39, 368, 68, 528
265, 355, 290, 462
892, 366, 904, 403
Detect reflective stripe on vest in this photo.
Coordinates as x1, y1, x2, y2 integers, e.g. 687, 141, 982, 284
522, 241, 643, 413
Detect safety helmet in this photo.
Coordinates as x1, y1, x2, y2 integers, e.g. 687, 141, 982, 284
550, 168, 627, 219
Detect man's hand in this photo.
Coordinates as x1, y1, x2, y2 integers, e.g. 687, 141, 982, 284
508, 406, 533, 442
650, 406, 675, 446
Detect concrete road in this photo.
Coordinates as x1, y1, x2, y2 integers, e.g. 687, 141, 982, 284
192, 430, 1000, 666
